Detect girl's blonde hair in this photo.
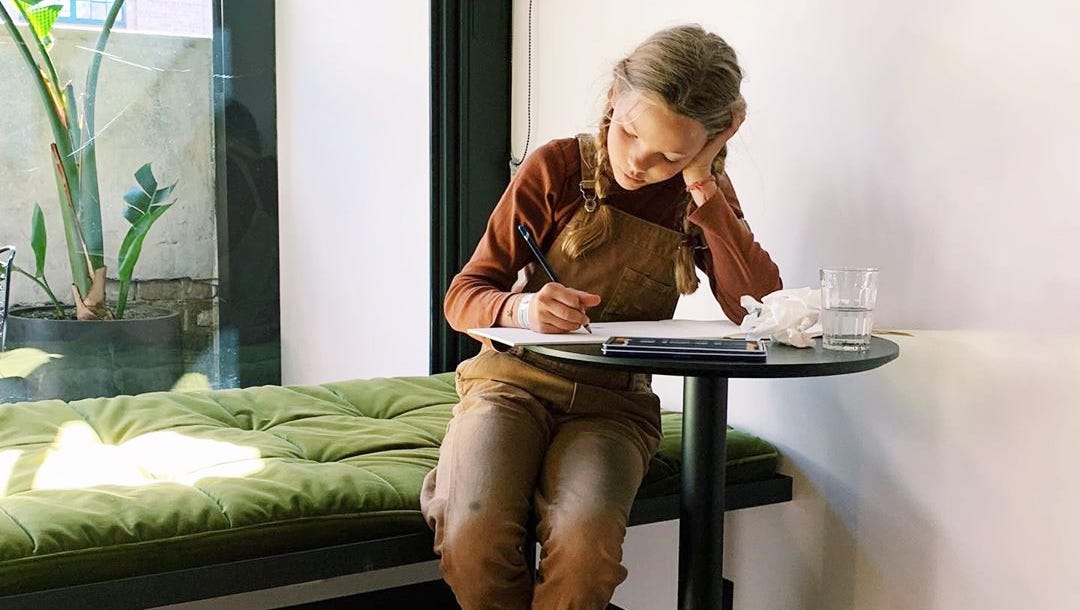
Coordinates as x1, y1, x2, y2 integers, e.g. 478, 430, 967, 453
561, 24, 747, 295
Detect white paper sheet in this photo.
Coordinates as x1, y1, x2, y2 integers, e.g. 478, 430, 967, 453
467, 319, 743, 347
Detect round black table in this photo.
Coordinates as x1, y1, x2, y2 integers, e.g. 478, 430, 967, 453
527, 336, 899, 610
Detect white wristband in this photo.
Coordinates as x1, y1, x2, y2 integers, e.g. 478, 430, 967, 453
516, 294, 533, 329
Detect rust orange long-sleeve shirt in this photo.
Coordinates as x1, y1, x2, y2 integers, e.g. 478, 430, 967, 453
444, 138, 782, 332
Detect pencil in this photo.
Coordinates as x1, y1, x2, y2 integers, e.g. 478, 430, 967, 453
516, 223, 593, 334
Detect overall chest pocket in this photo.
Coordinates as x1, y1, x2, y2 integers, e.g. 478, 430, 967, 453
600, 267, 678, 322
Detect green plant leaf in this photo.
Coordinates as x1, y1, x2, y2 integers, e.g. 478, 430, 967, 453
77, 0, 125, 273
63, 83, 79, 152
122, 163, 175, 225
134, 162, 157, 196
122, 186, 149, 220
118, 201, 171, 268
13, 0, 64, 50
30, 202, 47, 277
116, 164, 176, 317
152, 184, 175, 205
115, 201, 172, 319
118, 202, 172, 277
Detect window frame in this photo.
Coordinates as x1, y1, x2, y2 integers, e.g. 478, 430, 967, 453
429, 0, 513, 373
212, 0, 280, 386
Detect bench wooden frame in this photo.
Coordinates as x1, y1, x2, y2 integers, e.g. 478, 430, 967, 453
0, 475, 791, 609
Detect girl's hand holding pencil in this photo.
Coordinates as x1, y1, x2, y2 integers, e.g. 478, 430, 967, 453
516, 223, 599, 334
520, 283, 601, 334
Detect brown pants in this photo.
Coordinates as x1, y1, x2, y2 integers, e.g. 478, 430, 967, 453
420, 348, 662, 610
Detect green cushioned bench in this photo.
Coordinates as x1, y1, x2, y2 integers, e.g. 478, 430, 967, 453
0, 373, 791, 609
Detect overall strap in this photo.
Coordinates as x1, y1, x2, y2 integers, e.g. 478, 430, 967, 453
575, 133, 599, 212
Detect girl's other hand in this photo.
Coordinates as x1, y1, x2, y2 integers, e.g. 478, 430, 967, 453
529, 283, 601, 333
681, 109, 745, 186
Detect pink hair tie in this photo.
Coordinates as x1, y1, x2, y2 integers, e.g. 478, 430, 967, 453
684, 176, 717, 193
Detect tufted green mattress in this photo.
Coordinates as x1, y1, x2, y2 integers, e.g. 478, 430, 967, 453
0, 373, 780, 595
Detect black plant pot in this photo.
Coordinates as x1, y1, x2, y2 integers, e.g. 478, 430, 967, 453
5, 306, 183, 402
0, 376, 28, 403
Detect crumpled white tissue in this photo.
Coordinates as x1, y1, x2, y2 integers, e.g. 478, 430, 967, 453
739, 287, 822, 348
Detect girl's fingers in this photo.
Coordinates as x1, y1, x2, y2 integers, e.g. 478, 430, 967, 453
544, 284, 601, 310
683, 108, 748, 181
536, 313, 579, 333
532, 283, 598, 333
567, 288, 602, 308
537, 319, 580, 334
538, 297, 589, 329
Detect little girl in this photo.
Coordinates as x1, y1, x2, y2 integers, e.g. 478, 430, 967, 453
421, 24, 782, 610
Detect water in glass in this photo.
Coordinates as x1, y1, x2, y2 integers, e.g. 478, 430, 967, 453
821, 306, 873, 350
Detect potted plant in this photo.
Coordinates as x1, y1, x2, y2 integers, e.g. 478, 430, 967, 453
1, 0, 183, 400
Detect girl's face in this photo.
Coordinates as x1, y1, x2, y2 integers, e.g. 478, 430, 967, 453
606, 89, 708, 190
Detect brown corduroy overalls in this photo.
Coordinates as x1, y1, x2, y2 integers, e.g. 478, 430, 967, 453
421, 136, 689, 610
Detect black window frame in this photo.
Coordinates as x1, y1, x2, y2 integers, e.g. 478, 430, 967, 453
430, 0, 513, 373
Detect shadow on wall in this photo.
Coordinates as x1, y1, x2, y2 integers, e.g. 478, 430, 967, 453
728, 359, 939, 610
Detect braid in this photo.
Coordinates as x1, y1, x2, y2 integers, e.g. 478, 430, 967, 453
673, 198, 701, 295
560, 103, 616, 260
712, 144, 728, 175
593, 116, 614, 200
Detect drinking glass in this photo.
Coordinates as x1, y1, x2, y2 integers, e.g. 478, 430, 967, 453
819, 268, 879, 351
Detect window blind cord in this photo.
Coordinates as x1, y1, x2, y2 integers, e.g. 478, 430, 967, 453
509, 0, 533, 175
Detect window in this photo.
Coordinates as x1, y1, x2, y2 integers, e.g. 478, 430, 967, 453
60, 0, 126, 27
4, 0, 212, 37
0, 1, 278, 402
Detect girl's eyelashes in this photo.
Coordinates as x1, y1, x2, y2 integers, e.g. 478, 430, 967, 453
620, 123, 681, 164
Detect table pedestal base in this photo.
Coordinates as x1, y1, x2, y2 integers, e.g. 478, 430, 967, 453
679, 375, 729, 610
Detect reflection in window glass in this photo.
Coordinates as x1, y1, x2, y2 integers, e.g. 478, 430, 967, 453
0, 0, 234, 402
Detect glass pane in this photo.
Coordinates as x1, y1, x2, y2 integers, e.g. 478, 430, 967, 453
0, 0, 265, 402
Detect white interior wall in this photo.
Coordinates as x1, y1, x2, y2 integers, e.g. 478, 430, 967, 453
277, 0, 431, 385
511, 1, 1080, 608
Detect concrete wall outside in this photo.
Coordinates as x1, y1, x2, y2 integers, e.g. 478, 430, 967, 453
0, 27, 216, 308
